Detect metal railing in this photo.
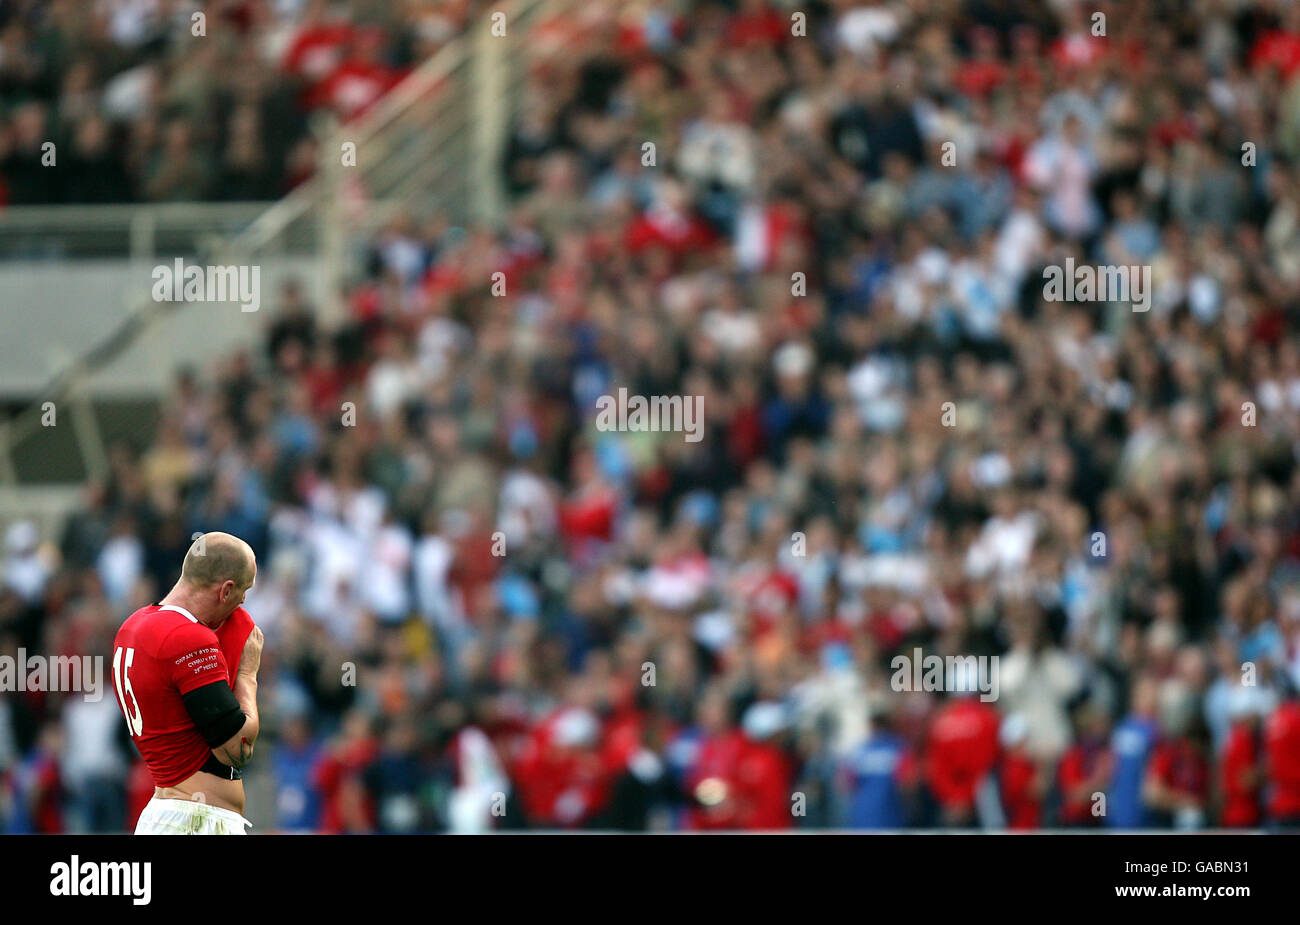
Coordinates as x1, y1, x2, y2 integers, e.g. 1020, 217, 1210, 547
0, 202, 278, 260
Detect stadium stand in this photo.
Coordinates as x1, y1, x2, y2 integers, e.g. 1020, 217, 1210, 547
2, 0, 1300, 832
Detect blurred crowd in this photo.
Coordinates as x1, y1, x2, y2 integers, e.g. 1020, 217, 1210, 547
5, 0, 1300, 832
0, 0, 477, 205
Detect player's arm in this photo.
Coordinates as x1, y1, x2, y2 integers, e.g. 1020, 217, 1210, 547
212, 625, 263, 769
183, 678, 257, 769
168, 623, 263, 770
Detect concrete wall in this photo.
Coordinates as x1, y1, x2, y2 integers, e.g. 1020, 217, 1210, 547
0, 257, 326, 398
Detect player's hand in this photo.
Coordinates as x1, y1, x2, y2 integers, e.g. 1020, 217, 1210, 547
238, 625, 264, 678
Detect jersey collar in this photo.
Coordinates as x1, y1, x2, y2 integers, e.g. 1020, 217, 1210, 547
158, 603, 199, 623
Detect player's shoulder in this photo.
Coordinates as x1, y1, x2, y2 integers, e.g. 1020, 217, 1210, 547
118, 604, 217, 652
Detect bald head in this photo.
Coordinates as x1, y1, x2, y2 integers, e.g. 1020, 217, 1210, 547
161, 532, 257, 628
182, 532, 256, 590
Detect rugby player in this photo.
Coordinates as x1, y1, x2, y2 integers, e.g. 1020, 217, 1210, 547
111, 532, 263, 834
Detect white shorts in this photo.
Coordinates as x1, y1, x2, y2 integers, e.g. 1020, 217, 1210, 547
134, 797, 251, 835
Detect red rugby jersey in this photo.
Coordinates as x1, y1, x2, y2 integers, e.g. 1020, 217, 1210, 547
112, 604, 231, 787
216, 606, 256, 685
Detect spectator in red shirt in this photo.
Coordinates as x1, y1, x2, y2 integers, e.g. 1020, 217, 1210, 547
725, 0, 787, 49
513, 706, 615, 828
684, 687, 748, 830
1218, 691, 1265, 829
282, 0, 354, 83
1249, 4, 1300, 81
124, 760, 156, 833
1265, 695, 1300, 829
1056, 703, 1113, 827
18, 724, 64, 834
924, 688, 1001, 827
558, 449, 619, 555
304, 27, 406, 122
1047, 2, 1107, 71
447, 511, 503, 624
734, 703, 795, 830
314, 709, 379, 833
997, 713, 1045, 829
1144, 695, 1211, 829
624, 178, 722, 266
954, 28, 1008, 98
